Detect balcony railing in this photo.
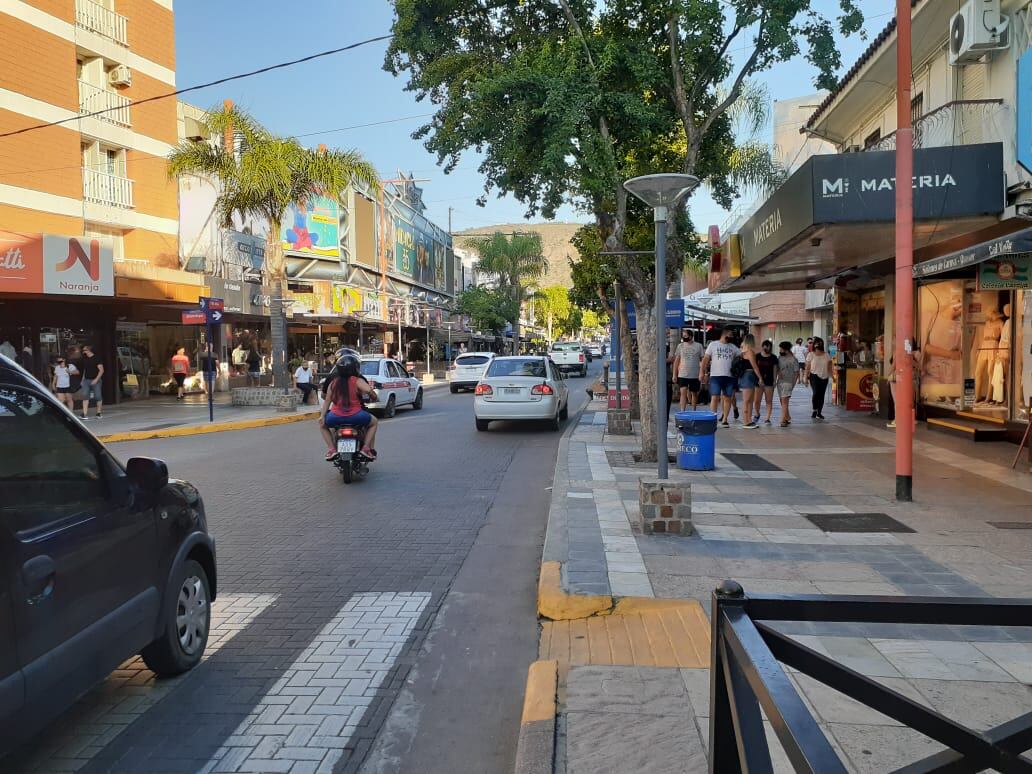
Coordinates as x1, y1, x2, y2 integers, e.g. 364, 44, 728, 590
78, 81, 131, 128
866, 99, 1006, 152
83, 167, 134, 208
75, 0, 128, 46
710, 581, 1032, 773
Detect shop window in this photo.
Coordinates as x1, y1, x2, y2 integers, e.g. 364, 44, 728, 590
965, 287, 1011, 418
1016, 290, 1030, 423
918, 281, 963, 410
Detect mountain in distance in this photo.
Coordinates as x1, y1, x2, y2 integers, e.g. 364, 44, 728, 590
453, 222, 584, 289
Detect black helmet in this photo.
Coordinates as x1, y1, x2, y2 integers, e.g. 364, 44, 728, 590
334, 347, 360, 360
334, 353, 360, 372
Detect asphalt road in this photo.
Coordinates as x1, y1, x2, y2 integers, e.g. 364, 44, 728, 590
6, 361, 600, 774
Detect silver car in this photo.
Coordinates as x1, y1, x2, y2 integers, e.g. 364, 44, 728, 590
473, 356, 569, 431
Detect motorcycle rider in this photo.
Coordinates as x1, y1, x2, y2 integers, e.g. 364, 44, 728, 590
319, 354, 379, 461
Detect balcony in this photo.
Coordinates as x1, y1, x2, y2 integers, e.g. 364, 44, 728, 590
78, 81, 131, 128
75, 0, 128, 46
83, 168, 134, 208
866, 99, 1007, 152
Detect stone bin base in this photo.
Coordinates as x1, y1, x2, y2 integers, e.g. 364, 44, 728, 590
231, 387, 300, 411
607, 408, 632, 435
638, 478, 692, 535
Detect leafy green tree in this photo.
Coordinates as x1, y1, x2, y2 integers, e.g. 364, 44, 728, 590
388, 0, 862, 459
470, 232, 548, 353
456, 286, 516, 334
168, 105, 378, 387
580, 309, 604, 337
534, 285, 574, 343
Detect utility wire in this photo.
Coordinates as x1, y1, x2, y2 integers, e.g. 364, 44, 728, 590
0, 33, 393, 139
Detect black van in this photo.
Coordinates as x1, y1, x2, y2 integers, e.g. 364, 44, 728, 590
0, 354, 216, 755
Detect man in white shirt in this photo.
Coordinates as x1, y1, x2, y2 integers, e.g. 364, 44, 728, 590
791, 338, 808, 384
673, 330, 704, 411
293, 361, 315, 404
700, 329, 741, 426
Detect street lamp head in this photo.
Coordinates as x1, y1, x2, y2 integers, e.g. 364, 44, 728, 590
623, 174, 700, 218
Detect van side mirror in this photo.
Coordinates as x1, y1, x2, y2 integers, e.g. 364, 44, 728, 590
126, 457, 169, 492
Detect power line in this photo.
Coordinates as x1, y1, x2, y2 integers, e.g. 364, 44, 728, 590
0, 33, 394, 140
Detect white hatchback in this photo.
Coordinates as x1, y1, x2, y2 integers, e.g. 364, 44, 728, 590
473, 356, 569, 431
449, 352, 496, 392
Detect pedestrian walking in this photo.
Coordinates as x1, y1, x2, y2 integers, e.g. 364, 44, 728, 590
775, 341, 799, 426
666, 344, 675, 420
700, 328, 740, 428
737, 335, 764, 429
294, 360, 316, 404
200, 344, 219, 396
791, 338, 808, 384
805, 337, 833, 420
673, 330, 704, 411
755, 340, 778, 424
79, 344, 104, 419
0, 337, 15, 361
246, 347, 261, 386
171, 346, 190, 400
51, 356, 78, 411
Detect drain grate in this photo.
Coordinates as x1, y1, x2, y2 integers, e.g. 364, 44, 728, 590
802, 512, 915, 533
721, 453, 782, 472
988, 522, 1032, 530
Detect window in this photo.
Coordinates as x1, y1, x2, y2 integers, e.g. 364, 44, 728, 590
85, 223, 124, 260
486, 358, 546, 378
551, 343, 581, 352
911, 93, 925, 146
456, 355, 490, 366
359, 361, 381, 376
0, 386, 107, 532
387, 362, 406, 379
863, 128, 882, 150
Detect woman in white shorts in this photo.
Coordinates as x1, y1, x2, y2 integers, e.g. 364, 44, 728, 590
775, 341, 799, 427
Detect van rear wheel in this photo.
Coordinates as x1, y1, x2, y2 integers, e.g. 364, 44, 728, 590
141, 559, 211, 677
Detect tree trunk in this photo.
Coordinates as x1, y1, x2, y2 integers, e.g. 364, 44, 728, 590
618, 293, 638, 419
634, 302, 659, 462
265, 234, 289, 389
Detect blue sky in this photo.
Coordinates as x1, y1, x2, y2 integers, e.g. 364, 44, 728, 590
173, 0, 894, 235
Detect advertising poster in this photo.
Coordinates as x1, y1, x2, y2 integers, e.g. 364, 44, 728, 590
845, 369, 876, 411
918, 281, 963, 407
0, 230, 42, 294
332, 285, 363, 315
281, 196, 339, 258
394, 220, 416, 275
978, 255, 1032, 290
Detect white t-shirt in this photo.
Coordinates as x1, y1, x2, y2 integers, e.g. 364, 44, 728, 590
806, 351, 833, 380
791, 343, 808, 363
294, 366, 313, 384
705, 341, 740, 378
54, 365, 72, 389
675, 341, 704, 379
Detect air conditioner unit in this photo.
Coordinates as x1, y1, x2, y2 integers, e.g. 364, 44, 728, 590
108, 65, 132, 86
949, 0, 1010, 66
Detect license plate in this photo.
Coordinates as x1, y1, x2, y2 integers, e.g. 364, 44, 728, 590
337, 438, 357, 453
504, 388, 521, 395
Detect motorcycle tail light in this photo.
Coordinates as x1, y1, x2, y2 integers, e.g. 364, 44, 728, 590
474, 384, 493, 396
532, 384, 554, 395
340, 427, 356, 436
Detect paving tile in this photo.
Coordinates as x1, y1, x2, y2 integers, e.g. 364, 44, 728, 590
910, 678, 1032, 730
827, 722, 945, 773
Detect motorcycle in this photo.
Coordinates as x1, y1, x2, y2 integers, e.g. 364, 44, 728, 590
333, 424, 371, 484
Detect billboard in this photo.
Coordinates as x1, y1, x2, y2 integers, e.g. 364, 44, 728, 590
281, 195, 339, 258
0, 232, 113, 296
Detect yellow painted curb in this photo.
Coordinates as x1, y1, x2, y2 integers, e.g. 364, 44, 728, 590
521, 660, 558, 724
97, 410, 318, 443
537, 561, 612, 621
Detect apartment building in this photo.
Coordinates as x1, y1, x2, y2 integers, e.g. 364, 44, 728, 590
717, 0, 1031, 444
0, 0, 203, 403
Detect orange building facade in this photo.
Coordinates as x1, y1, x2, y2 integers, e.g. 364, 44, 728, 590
0, 0, 206, 402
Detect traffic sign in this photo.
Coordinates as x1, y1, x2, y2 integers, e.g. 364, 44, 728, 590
209, 310, 222, 322
199, 296, 224, 312
182, 310, 206, 324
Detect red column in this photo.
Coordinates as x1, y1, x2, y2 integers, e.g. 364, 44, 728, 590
894, 0, 914, 501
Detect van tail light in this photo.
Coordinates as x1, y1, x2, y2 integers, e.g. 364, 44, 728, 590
475, 384, 493, 396
532, 384, 554, 396
579, 354, 585, 362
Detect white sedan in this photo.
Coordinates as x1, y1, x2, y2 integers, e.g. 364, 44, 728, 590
359, 356, 423, 417
473, 356, 569, 431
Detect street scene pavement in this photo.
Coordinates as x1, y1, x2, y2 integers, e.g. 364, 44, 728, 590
5, 364, 598, 774
541, 388, 1032, 773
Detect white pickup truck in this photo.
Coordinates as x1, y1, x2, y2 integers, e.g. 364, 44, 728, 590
550, 341, 588, 377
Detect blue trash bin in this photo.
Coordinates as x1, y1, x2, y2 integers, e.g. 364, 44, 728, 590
674, 410, 717, 471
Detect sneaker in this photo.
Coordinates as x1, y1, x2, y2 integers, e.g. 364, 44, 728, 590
80, 414, 89, 421
722, 421, 730, 428
95, 413, 102, 419
886, 420, 896, 428
743, 422, 759, 429
764, 419, 772, 424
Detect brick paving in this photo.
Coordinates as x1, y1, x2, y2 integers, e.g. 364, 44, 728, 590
546, 389, 1032, 772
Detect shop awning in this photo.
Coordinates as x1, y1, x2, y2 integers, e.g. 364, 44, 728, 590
683, 303, 757, 322
716, 143, 1005, 292
914, 226, 1032, 278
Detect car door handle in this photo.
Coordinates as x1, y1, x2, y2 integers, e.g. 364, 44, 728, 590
22, 555, 56, 605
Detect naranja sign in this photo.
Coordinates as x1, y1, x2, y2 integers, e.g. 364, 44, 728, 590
0, 231, 114, 296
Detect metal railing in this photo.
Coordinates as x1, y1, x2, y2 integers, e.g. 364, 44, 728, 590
78, 81, 131, 127
83, 167, 134, 208
866, 99, 1007, 152
75, 0, 128, 46
710, 581, 1032, 773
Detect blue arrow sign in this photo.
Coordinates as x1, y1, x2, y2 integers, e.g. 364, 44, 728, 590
208, 309, 222, 323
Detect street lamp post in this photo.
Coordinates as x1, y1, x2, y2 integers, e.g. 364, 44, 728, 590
623, 174, 699, 480
441, 320, 457, 362
354, 310, 368, 353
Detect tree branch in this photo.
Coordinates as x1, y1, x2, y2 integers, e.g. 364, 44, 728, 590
667, 13, 691, 136
687, 24, 743, 112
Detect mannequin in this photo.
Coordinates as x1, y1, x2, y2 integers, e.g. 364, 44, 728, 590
976, 308, 1004, 403
996, 303, 1012, 405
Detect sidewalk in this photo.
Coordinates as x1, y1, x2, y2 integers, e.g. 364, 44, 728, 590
533, 389, 1032, 773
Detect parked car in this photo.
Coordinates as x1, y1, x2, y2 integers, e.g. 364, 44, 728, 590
0, 354, 216, 756
449, 352, 496, 393
550, 341, 588, 377
473, 355, 570, 431
588, 344, 603, 359
359, 355, 423, 417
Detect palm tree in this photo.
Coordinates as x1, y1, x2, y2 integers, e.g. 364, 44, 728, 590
167, 105, 379, 388
471, 232, 548, 354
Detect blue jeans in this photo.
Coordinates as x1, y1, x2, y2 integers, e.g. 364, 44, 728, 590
738, 371, 759, 390
325, 410, 373, 429
709, 376, 735, 397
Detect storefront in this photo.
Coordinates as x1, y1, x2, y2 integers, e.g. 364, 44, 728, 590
914, 230, 1032, 425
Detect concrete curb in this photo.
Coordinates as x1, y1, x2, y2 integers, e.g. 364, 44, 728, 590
98, 382, 450, 443
513, 660, 558, 774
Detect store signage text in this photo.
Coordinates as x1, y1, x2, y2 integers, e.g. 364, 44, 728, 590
0, 232, 113, 296
820, 174, 957, 199
1, 246, 26, 270
751, 209, 782, 247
